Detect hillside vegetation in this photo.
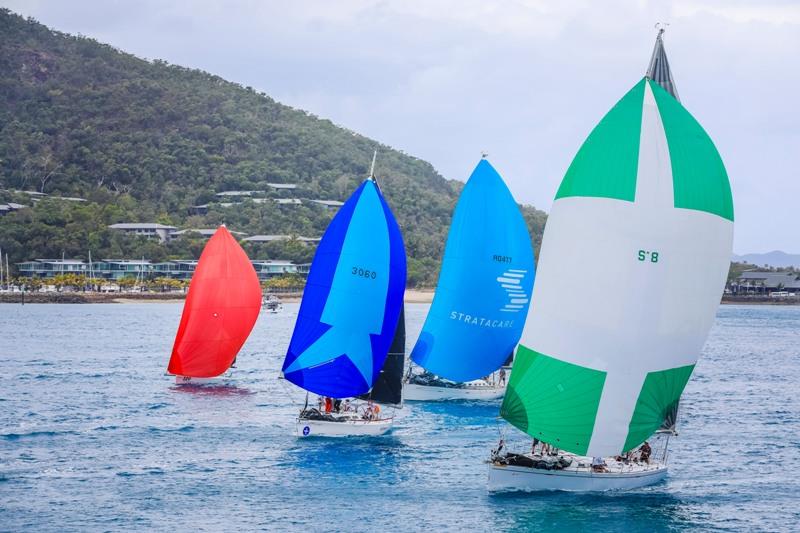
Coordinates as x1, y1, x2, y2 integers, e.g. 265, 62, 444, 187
0, 9, 547, 286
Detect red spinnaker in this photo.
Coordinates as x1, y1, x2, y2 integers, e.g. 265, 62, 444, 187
167, 226, 262, 378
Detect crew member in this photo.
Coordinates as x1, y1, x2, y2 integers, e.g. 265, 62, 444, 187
591, 456, 608, 473
640, 441, 652, 464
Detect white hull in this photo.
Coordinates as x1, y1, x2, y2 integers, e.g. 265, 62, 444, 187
296, 417, 393, 437
487, 461, 667, 492
404, 382, 505, 401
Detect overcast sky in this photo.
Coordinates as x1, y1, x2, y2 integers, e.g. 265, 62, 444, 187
5, 0, 798, 253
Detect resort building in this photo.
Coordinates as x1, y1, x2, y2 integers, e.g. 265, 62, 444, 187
215, 190, 265, 198
152, 260, 198, 280
187, 204, 209, 216
266, 183, 297, 190
173, 228, 246, 239
17, 259, 87, 277
730, 271, 800, 295
243, 235, 320, 244
108, 223, 177, 243
92, 259, 153, 280
310, 199, 344, 210
0, 202, 26, 215
251, 260, 301, 280
17, 258, 309, 281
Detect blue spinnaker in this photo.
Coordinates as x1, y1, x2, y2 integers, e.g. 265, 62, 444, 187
283, 179, 406, 398
410, 159, 535, 382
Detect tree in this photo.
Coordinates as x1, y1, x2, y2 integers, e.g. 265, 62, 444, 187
0, 9, 549, 288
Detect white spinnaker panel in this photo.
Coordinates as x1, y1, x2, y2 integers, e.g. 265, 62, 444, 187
521, 82, 733, 457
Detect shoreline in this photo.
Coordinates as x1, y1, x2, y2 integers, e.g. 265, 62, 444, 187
0, 289, 437, 304
1, 292, 794, 306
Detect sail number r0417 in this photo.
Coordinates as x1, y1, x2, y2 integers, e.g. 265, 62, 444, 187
351, 267, 377, 279
637, 250, 660, 263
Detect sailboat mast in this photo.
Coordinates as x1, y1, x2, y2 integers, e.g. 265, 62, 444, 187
369, 149, 378, 181
0, 247, 4, 288
646, 24, 679, 101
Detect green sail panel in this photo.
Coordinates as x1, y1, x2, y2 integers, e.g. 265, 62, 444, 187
649, 80, 734, 221
623, 364, 695, 452
555, 79, 645, 202
511, 76, 734, 457
501, 345, 606, 456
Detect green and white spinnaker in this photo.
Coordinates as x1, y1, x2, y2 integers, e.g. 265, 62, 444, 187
501, 36, 733, 457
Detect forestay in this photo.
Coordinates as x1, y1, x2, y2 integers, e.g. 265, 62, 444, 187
283, 179, 406, 398
411, 159, 535, 382
501, 77, 734, 457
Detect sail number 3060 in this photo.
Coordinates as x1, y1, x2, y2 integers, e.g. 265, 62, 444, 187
352, 267, 377, 279
638, 250, 659, 263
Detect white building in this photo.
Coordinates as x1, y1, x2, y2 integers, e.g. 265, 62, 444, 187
310, 199, 344, 210
108, 223, 177, 243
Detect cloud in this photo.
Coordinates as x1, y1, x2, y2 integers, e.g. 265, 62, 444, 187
3, 0, 798, 253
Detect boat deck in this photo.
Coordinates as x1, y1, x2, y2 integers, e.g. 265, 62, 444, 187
496, 451, 665, 475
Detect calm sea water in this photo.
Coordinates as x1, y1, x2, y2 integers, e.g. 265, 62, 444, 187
1, 303, 798, 532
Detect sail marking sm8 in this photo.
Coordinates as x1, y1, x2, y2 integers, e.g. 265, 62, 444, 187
501, 77, 734, 457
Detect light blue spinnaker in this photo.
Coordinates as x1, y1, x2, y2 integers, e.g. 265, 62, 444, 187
282, 179, 406, 398
410, 159, 535, 382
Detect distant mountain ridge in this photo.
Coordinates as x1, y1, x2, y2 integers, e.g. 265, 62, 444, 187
732, 251, 800, 268
0, 9, 547, 286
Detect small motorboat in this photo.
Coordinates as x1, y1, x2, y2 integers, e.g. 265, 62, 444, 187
262, 294, 283, 313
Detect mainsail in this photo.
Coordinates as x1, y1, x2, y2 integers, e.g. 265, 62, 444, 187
167, 226, 262, 378
647, 28, 679, 100
501, 38, 733, 457
282, 179, 406, 398
410, 159, 535, 382
357, 307, 405, 406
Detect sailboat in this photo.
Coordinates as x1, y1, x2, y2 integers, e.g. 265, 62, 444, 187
282, 156, 407, 437
488, 28, 734, 492
167, 225, 262, 384
405, 158, 535, 401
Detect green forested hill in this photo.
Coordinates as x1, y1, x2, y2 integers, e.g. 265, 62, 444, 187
0, 9, 547, 286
